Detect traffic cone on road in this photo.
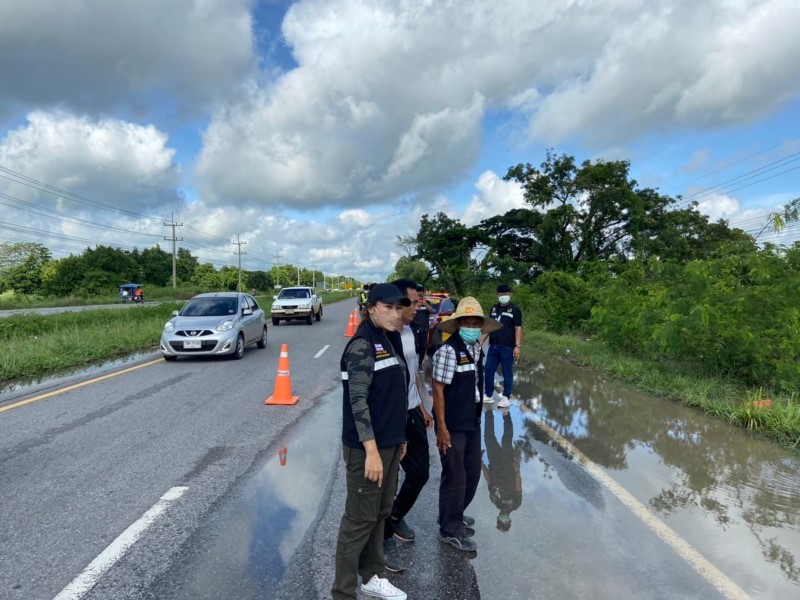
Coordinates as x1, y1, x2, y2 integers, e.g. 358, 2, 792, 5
265, 344, 299, 405
279, 447, 288, 466
344, 310, 356, 337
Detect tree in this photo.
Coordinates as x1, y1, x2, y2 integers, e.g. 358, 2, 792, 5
388, 257, 431, 285
138, 245, 172, 286
502, 151, 753, 270
176, 247, 199, 283
412, 213, 483, 295
246, 270, 272, 292
0, 243, 52, 294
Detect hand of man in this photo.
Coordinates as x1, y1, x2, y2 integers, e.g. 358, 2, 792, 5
421, 408, 433, 430
399, 442, 407, 461
364, 451, 384, 488
513, 346, 521, 360
436, 427, 451, 455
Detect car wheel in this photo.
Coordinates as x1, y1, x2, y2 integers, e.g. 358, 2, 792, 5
233, 334, 245, 360
272, 318, 280, 326
163, 355, 177, 362
306, 313, 313, 325
257, 326, 268, 349
315, 306, 322, 321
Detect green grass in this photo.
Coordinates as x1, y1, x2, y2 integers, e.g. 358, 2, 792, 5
0, 304, 180, 384
524, 330, 800, 448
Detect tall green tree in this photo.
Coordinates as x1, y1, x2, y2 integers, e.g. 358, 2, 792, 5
176, 247, 199, 283
1, 243, 52, 294
138, 245, 172, 286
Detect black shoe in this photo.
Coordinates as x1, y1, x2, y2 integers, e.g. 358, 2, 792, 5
383, 538, 405, 572
438, 532, 477, 552
437, 515, 476, 528
462, 525, 476, 537
391, 517, 416, 542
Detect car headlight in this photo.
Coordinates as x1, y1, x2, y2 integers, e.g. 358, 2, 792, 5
271, 304, 279, 310
216, 320, 234, 332
164, 322, 175, 333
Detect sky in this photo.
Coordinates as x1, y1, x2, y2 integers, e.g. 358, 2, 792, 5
1, 0, 800, 283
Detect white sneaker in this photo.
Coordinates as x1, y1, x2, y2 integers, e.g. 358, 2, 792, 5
360, 575, 407, 600
483, 394, 494, 404
497, 395, 510, 408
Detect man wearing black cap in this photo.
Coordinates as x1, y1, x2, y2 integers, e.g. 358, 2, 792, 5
333, 283, 412, 600
481, 284, 523, 408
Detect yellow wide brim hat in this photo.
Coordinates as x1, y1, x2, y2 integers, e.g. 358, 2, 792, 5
437, 296, 502, 334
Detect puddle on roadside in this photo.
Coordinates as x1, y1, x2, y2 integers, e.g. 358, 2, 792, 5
502, 351, 800, 598
166, 392, 341, 599
0, 352, 157, 397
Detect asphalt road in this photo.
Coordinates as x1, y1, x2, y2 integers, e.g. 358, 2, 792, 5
0, 299, 755, 599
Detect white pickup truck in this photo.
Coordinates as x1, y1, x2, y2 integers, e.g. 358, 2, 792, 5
270, 286, 323, 325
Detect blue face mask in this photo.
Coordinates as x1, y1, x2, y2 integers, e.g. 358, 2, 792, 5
459, 327, 482, 344
498, 295, 511, 305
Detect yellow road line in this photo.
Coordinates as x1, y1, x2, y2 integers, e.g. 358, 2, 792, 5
0, 359, 162, 414
535, 418, 751, 600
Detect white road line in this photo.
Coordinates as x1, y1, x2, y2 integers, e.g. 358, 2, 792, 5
314, 345, 330, 359
534, 419, 751, 600
53, 486, 188, 600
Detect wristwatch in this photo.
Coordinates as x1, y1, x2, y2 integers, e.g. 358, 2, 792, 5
515, 345, 520, 348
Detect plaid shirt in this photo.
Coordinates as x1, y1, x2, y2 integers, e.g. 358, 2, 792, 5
431, 340, 483, 403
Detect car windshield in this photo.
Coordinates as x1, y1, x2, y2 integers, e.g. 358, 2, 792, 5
278, 289, 310, 299
180, 298, 238, 317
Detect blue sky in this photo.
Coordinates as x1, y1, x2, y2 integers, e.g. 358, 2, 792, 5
1, 0, 799, 281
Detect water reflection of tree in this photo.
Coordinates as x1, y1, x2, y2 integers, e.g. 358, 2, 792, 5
513, 353, 800, 584
481, 410, 522, 532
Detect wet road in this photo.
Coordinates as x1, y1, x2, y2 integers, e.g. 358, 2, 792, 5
2, 303, 799, 599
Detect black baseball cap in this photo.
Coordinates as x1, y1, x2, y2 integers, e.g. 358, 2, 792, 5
368, 283, 412, 306
497, 283, 512, 293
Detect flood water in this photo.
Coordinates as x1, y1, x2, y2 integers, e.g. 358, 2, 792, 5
151, 349, 800, 598
507, 350, 800, 598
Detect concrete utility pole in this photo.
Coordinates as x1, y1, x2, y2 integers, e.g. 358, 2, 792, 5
234, 236, 247, 292
273, 252, 282, 288
297, 265, 301, 286
163, 212, 183, 289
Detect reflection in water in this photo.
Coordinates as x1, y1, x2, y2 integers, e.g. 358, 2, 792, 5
481, 409, 521, 532
512, 351, 800, 594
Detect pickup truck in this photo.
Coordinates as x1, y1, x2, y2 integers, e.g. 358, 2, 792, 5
270, 286, 323, 325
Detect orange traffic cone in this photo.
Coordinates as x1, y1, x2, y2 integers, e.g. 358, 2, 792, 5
344, 310, 356, 337
279, 447, 288, 466
265, 344, 299, 405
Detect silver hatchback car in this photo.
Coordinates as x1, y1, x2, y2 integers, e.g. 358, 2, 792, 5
160, 292, 267, 361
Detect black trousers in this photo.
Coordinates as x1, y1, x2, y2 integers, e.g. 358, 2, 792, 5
438, 425, 481, 537
384, 407, 430, 538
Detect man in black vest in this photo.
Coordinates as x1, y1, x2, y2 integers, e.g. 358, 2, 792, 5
431, 297, 501, 552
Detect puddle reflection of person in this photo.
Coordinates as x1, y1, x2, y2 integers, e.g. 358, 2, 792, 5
481, 409, 522, 532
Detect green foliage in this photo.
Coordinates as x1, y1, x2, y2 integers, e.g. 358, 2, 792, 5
389, 257, 431, 285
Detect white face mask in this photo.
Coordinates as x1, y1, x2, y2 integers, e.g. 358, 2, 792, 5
498, 295, 511, 305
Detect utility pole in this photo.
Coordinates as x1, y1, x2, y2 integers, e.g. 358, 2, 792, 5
234, 236, 247, 292
297, 265, 301, 286
163, 212, 183, 289
273, 252, 282, 289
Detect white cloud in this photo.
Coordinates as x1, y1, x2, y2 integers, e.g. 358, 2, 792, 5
461, 171, 526, 226
0, 0, 256, 121
0, 111, 183, 253
196, 0, 800, 210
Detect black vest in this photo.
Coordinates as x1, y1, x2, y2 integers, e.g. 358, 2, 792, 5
340, 320, 407, 449
440, 334, 484, 432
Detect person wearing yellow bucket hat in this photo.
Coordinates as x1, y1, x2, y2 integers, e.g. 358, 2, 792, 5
431, 297, 501, 552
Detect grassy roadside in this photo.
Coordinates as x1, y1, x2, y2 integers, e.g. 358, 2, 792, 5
525, 330, 800, 449
0, 304, 181, 384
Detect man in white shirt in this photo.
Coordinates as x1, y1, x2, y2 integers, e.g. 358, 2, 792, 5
382, 278, 434, 573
